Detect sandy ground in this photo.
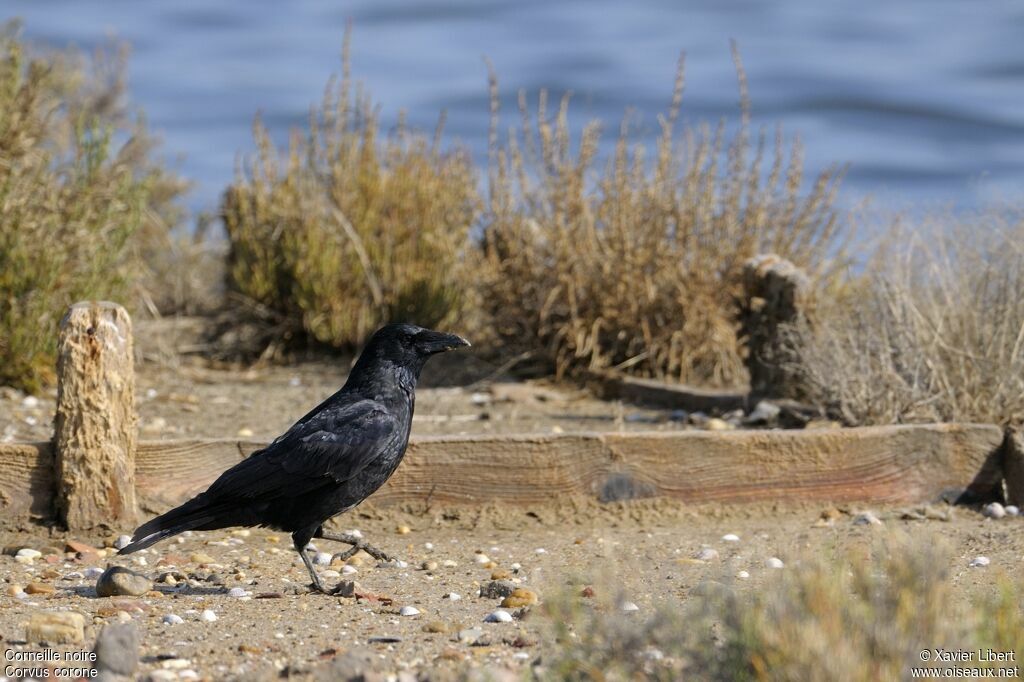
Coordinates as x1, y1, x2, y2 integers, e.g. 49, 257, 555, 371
1, 318, 1021, 679
1, 508, 1022, 681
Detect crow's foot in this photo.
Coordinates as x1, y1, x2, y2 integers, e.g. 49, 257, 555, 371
319, 531, 394, 563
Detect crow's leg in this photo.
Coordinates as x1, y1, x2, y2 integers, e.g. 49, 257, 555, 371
297, 546, 331, 594
317, 530, 395, 563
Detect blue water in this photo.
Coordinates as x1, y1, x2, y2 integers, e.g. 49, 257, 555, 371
6, 1, 1024, 217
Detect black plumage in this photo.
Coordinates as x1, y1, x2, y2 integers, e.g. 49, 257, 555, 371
118, 323, 470, 593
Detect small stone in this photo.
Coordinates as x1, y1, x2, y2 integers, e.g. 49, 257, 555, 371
25, 582, 55, 595
322, 570, 340, 579
26, 611, 85, 644
66, 540, 99, 555
483, 610, 513, 623
620, 601, 640, 613
200, 609, 218, 622
237, 428, 254, 438
534, 548, 547, 555
500, 588, 538, 608
445, 592, 462, 601
190, 552, 216, 564
332, 580, 358, 598
22, 395, 40, 408
16, 548, 42, 560
162, 614, 184, 625
721, 534, 740, 543
969, 556, 991, 568
442, 559, 458, 568
983, 502, 1007, 520
694, 548, 719, 561
93, 622, 141, 676
475, 553, 491, 565
345, 529, 364, 539
84, 567, 104, 579
423, 620, 449, 633
490, 568, 511, 580
160, 658, 191, 670
14, 555, 34, 565
421, 560, 439, 571
396, 525, 411, 535
706, 418, 734, 431
6, 585, 25, 597
737, 570, 750, 579
227, 587, 249, 598
96, 566, 153, 597
479, 580, 516, 599
399, 606, 420, 617
853, 511, 883, 526
1006, 505, 1020, 516
458, 627, 484, 644
313, 552, 332, 566
766, 557, 785, 569
341, 565, 358, 575
113, 535, 132, 550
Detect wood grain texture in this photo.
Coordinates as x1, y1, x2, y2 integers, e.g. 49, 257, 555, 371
0, 425, 1005, 519
0, 442, 54, 519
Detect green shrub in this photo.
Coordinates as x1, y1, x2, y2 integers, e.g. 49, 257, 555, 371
0, 23, 186, 392
222, 37, 479, 355
473, 50, 847, 387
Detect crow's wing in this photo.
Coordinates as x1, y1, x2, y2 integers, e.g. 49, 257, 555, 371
206, 398, 398, 501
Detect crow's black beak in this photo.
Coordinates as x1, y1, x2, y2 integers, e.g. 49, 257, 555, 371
416, 330, 471, 354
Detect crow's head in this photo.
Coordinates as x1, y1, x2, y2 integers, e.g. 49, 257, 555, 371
351, 323, 470, 382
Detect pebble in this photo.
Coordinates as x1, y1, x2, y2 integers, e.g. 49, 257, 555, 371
200, 609, 218, 622
237, 428, 254, 438
721, 534, 740, 542
14, 555, 34, 565
65, 540, 99, 555
767, 557, 785, 569
620, 601, 640, 613
16, 548, 42, 560
93, 622, 141, 676
983, 502, 1007, 519
396, 525, 411, 535
322, 570, 340, 579
475, 553, 491, 565
458, 627, 485, 644
227, 587, 250, 598
480, 580, 516, 599
26, 611, 85, 644
84, 567, 105, 579
694, 548, 719, 561
442, 559, 458, 568
162, 614, 184, 625
190, 552, 216, 564
445, 592, 462, 601
500, 588, 539, 608
705, 418, 734, 431
96, 566, 153, 597
483, 610, 513, 623
969, 556, 991, 568
22, 395, 40, 408
421, 560, 439, 571
342, 565, 358, 575
399, 606, 421, 617
313, 552, 332, 566
535, 548, 547, 555
345, 529, 364, 539
853, 511, 883, 526
25, 582, 55, 595
113, 535, 132, 550
1007, 505, 1020, 516
737, 570, 750, 579
6, 585, 26, 597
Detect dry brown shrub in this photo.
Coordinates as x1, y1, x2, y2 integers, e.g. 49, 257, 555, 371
792, 210, 1024, 425
222, 33, 479, 356
472, 48, 847, 387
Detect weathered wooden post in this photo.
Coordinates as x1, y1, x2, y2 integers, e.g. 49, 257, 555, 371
1002, 427, 1024, 507
738, 254, 811, 401
54, 301, 138, 528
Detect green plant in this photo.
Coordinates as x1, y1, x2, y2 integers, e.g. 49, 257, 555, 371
0, 22, 186, 392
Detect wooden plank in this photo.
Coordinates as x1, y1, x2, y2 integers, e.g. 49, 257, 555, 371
584, 370, 748, 413
0, 442, 55, 520
602, 424, 1004, 505
0, 425, 1006, 519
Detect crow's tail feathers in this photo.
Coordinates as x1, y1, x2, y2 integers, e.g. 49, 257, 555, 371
118, 495, 225, 555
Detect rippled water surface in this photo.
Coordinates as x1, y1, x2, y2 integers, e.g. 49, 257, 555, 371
6, 0, 1024, 214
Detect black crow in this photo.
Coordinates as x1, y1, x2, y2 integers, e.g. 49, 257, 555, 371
118, 323, 470, 593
